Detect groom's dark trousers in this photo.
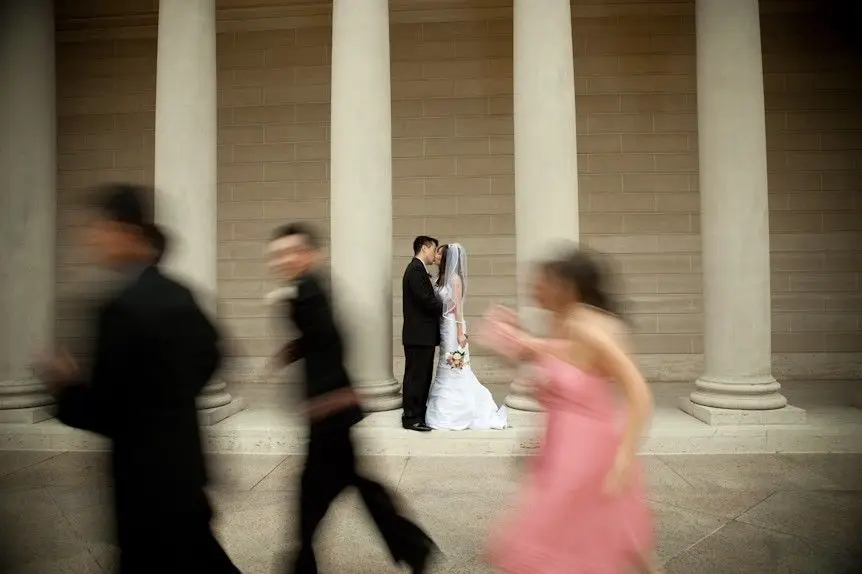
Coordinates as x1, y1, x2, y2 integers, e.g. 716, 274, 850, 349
401, 257, 444, 426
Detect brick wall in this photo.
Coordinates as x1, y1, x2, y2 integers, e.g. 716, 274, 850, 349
53, 0, 862, 386
54, 29, 157, 357
571, 7, 703, 382
761, 3, 862, 380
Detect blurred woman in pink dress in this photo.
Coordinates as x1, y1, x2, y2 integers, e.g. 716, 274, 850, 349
477, 247, 661, 574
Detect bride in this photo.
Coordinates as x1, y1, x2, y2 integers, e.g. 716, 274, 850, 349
426, 243, 508, 430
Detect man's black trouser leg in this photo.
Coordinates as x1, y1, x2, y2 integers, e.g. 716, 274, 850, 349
292, 426, 433, 572
116, 484, 239, 574
291, 427, 352, 574
355, 475, 433, 566
402, 346, 436, 425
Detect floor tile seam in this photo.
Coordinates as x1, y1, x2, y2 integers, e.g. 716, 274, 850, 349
651, 455, 698, 488
660, 518, 731, 565
41, 484, 102, 566
728, 490, 782, 521
0, 450, 67, 479
646, 497, 755, 522
774, 453, 851, 490
394, 456, 410, 492
730, 515, 860, 554
248, 454, 291, 491
85, 544, 109, 574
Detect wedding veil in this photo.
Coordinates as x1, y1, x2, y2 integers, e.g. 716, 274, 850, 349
441, 243, 468, 314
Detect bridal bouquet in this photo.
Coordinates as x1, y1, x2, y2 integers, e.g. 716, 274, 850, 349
445, 347, 470, 370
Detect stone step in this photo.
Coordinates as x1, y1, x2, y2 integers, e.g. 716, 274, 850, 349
2, 403, 861, 455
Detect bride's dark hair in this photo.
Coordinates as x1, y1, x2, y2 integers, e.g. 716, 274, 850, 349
435, 244, 448, 289
540, 246, 621, 317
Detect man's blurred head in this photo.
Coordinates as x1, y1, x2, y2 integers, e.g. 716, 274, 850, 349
268, 222, 320, 280
146, 224, 168, 265
85, 183, 153, 268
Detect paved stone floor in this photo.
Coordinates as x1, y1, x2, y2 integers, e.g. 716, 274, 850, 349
1, 451, 862, 573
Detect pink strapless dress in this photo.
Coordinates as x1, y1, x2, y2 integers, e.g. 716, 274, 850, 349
485, 355, 653, 574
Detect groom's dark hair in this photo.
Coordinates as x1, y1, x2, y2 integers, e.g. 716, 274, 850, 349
412, 235, 438, 255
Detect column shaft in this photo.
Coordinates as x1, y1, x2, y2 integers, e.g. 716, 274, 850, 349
154, 0, 241, 421
0, 0, 56, 423
329, 0, 401, 411
506, 0, 580, 411
686, 0, 789, 416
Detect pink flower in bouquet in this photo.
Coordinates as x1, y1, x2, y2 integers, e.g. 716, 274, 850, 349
445, 348, 469, 370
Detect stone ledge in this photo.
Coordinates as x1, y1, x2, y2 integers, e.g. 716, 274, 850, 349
5, 404, 862, 455
0, 406, 54, 424
679, 397, 807, 426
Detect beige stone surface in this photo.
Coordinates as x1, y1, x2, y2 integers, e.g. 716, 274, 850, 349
1, 451, 861, 572
49, 0, 862, 388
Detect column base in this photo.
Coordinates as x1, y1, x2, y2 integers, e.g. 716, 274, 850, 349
197, 379, 244, 425
689, 375, 788, 410
679, 397, 806, 426
357, 379, 402, 412
0, 380, 55, 424
198, 397, 246, 426
504, 369, 542, 412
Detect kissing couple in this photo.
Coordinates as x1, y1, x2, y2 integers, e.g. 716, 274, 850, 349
400, 236, 508, 432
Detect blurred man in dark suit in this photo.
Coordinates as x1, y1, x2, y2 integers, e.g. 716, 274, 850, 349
145, 222, 167, 266
35, 183, 238, 573
269, 222, 437, 574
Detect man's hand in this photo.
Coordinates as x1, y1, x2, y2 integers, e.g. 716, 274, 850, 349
34, 349, 80, 396
281, 341, 299, 365
302, 388, 360, 422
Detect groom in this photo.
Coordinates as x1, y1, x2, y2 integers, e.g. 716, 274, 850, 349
401, 236, 444, 432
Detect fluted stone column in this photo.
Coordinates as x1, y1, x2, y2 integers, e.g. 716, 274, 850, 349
154, 0, 243, 424
329, 0, 401, 411
505, 0, 580, 411
0, 0, 56, 424
679, 0, 804, 425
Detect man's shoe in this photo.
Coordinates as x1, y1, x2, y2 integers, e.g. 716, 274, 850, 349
403, 421, 432, 432
407, 539, 440, 574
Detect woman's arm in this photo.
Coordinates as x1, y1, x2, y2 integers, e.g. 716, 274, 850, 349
475, 307, 551, 364
591, 328, 653, 456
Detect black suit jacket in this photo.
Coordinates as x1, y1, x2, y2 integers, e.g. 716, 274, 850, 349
56, 265, 219, 489
401, 258, 443, 347
287, 272, 364, 430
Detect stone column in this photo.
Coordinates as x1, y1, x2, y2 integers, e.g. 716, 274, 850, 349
154, 0, 242, 424
328, 0, 401, 411
680, 0, 804, 425
0, 0, 56, 423
505, 0, 580, 411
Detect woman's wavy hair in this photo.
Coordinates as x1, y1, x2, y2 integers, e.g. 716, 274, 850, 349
435, 244, 448, 289
540, 246, 622, 318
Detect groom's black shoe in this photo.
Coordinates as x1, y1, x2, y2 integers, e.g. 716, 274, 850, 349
403, 421, 432, 432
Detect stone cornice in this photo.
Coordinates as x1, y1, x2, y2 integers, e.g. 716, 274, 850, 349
55, 0, 816, 43
56, 0, 513, 41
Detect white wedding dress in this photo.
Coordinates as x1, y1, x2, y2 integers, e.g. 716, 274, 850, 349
425, 249, 507, 430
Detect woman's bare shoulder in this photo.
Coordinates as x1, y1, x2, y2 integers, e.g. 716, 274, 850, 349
571, 310, 631, 364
